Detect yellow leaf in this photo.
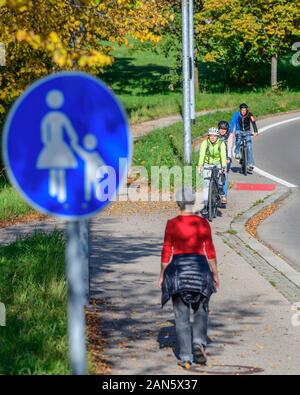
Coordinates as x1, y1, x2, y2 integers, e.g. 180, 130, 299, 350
16, 30, 27, 41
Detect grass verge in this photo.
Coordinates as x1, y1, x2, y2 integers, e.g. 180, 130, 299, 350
0, 231, 110, 375
0, 182, 33, 222
0, 231, 70, 374
134, 110, 231, 169
123, 90, 300, 125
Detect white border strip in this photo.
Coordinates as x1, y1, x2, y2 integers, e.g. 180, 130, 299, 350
254, 117, 300, 188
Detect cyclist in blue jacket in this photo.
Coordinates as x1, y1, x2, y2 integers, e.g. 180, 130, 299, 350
230, 103, 258, 172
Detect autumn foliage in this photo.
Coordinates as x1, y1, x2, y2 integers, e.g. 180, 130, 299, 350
0, 0, 172, 114
195, 0, 300, 82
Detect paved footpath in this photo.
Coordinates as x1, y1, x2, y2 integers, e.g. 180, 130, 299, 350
1, 113, 300, 375
131, 108, 232, 141
88, 167, 300, 375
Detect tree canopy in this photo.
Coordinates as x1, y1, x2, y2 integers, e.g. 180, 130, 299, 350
195, 0, 300, 83
0, 0, 172, 114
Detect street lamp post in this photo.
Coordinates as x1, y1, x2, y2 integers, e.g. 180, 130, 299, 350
182, 0, 192, 165
189, 0, 196, 125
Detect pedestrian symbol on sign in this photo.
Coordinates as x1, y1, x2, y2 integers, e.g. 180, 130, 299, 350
36, 89, 105, 204
71, 134, 106, 203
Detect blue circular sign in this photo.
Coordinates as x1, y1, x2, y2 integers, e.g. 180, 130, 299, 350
3, 72, 131, 220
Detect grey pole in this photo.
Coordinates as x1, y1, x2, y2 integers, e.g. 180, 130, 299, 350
182, 0, 192, 165
189, 0, 196, 124
66, 221, 87, 375
79, 220, 90, 304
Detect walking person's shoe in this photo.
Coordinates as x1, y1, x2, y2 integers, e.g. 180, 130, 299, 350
201, 206, 209, 217
178, 360, 192, 370
247, 165, 254, 173
193, 344, 208, 365
235, 153, 241, 160
220, 195, 227, 205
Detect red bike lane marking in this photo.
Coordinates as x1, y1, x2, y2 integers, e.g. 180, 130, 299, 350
234, 183, 276, 191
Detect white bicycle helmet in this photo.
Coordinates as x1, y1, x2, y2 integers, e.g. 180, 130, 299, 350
208, 127, 219, 136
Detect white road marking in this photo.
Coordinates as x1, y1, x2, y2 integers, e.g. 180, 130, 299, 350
254, 167, 297, 188
258, 116, 300, 135
254, 117, 300, 188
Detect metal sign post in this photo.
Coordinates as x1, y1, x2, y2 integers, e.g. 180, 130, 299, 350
79, 220, 90, 304
182, 0, 192, 165
66, 221, 87, 375
189, 0, 196, 124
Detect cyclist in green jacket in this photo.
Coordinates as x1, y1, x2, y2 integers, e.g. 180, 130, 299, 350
218, 120, 233, 204
198, 127, 227, 216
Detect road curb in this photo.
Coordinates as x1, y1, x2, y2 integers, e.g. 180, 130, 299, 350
228, 185, 300, 293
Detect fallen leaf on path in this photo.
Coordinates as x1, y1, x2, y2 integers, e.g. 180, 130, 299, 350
255, 343, 264, 350
86, 306, 111, 374
0, 212, 48, 228
246, 203, 280, 237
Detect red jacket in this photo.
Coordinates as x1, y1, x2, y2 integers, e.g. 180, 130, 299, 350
161, 215, 216, 264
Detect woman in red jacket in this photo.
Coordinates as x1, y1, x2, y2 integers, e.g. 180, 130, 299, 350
159, 187, 219, 369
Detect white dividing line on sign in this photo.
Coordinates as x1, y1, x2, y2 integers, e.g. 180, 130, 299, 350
254, 116, 300, 188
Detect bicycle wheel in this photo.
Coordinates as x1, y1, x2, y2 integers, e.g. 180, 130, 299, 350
213, 189, 219, 218
242, 145, 248, 176
208, 179, 218, 222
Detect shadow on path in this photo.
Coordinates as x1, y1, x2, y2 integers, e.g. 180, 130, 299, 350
89, 218, 275, 373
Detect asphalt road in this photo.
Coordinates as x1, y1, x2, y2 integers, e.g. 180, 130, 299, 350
254, 113, 300, 270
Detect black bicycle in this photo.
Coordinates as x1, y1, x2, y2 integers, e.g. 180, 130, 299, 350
239, 132, 254, 176
207, 166, 224, 222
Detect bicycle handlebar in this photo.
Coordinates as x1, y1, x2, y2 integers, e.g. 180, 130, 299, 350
240, 131, 254, 136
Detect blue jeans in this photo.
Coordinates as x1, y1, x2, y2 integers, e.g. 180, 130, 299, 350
235, 132, 255, 166
224, 159, 231, 197
172, 295, 209, 363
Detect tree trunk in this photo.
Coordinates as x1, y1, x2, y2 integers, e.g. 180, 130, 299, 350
194, 59, 199, 93
194, 49, 199, 93
271, 55, 278, 90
